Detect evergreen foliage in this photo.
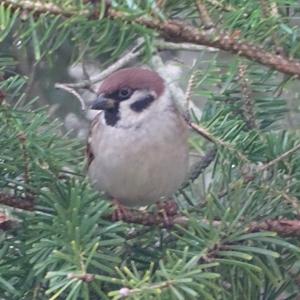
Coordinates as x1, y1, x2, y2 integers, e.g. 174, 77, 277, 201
0, 0, 300, 299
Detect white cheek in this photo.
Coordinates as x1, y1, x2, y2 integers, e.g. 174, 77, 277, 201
117, 90, 153, 126
113, 89, 172, 128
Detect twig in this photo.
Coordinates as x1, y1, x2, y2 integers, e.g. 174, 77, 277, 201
56, 41, 144, 89
156, 40, 218, 52
67, 273, 95, 282
108, 9, 300, 78
258, 143, 300, 172
4, 0, 300, 78
150, 55, 202, 119
188, 121, 250, 162
188, 122, 217, 143
55, 83, 87, 110
206, 0, 234, 12
195, 0, 214, 29
104, 209, 188, 227
277, 190, 300, 216
180, 147, 217, 189
247, 219, 300, 237
56, 40, 217, 105
105, 208, 300, 237
237, 63, 257, 129
184, 69, 198, 118
0, 193, 34, 211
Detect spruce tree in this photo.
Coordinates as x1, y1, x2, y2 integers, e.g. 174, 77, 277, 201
0, 1, 300, 299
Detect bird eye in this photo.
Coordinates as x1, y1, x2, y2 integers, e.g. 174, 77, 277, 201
118, 87, 132, 100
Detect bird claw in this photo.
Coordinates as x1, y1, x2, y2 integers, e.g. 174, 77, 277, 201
111, 200, 131, 222
156, 200, 178, 227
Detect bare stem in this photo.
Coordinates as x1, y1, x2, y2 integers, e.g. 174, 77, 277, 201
55, 83, 87, 110
259, 143, 300, 172
56, 42, 144, 89
188, 121, 250, 162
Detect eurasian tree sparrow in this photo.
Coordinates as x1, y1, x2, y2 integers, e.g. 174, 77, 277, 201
87, 68, 188, 207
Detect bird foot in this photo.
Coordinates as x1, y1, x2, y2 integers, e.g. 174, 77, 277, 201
111, 200, 132, 222
156, 200, 178, 227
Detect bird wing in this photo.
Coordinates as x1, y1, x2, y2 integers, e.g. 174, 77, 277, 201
86, 114, 102, 168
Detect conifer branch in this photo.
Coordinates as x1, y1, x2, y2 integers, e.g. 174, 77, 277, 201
109, 10, 300, 78
4, 0, 300, 78
0, 191, 299, 237
105, 209, 300, 237
188, 121, 250, 162
258, 143, 300, 172
237, 63, 257, 129
0, 193, 34, 211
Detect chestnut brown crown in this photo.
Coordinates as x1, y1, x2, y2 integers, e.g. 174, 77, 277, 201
98, 68, 165, 97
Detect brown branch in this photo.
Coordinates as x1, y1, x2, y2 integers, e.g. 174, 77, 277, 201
4, 0, 300, 78
104, 208, 188, 227
0, 191, 299, 237
106, 208, 300, 237
108, 10, 300, 78
0, 193, 34, 211
247, 219, 300, 237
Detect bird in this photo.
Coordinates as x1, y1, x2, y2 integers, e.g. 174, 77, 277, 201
86, 67, 189, 210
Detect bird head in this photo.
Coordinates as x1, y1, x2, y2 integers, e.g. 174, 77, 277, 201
90, 68, 170, 128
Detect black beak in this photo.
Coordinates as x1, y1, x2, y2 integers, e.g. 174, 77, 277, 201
90, 96, 117, 110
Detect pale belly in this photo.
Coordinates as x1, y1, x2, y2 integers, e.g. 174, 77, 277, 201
88, 119, 188, 206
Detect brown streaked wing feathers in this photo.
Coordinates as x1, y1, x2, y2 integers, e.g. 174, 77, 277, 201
86, 116, 100, 168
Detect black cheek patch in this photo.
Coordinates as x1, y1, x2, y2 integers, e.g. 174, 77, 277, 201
130, 95, 155, 112
104, 109, 120, 126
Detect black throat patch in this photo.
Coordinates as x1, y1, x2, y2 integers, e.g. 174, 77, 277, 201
130, 95, 155, 112
104, 107, 120, 126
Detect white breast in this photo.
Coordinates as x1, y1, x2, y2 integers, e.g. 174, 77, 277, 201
88, 100, 188, 207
